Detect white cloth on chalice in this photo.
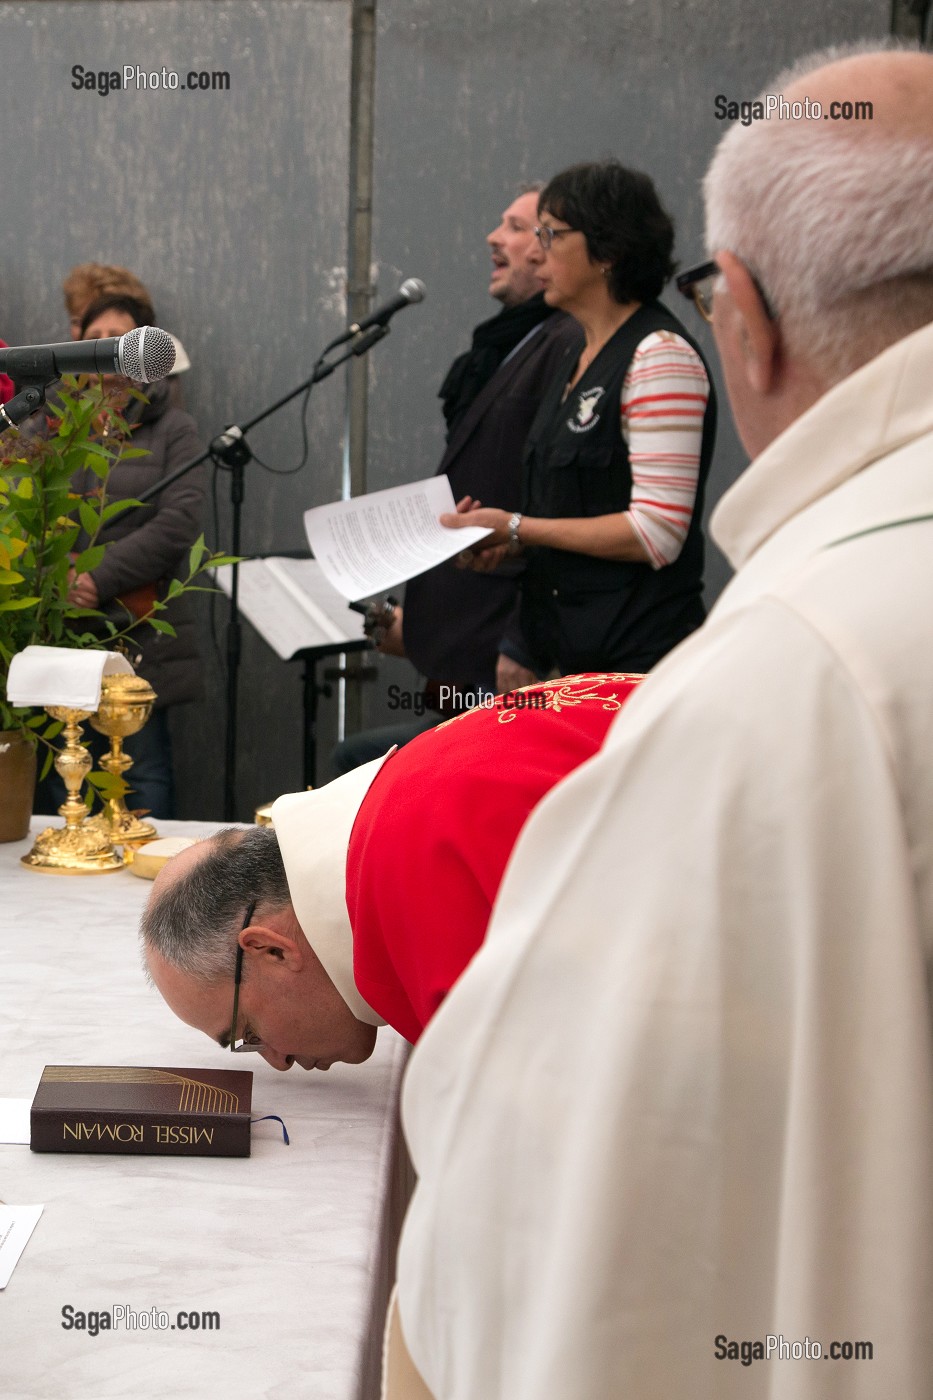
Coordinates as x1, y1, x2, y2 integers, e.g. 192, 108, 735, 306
6, 645, 134, 709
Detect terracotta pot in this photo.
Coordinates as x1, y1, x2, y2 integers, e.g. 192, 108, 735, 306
0, 729, 37, 842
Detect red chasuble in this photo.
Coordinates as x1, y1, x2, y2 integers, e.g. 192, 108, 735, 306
345, 673, 640, 1042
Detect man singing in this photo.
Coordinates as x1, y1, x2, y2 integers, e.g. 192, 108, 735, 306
333, 185, 581, 772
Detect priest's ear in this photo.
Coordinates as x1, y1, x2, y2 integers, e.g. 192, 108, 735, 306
712, 250, 780, 397
240, 918, 304, 972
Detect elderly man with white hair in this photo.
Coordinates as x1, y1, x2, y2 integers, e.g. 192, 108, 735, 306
384, 44, 933, 1400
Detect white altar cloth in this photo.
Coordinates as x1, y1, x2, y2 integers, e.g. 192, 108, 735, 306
1, 820, 410, 1400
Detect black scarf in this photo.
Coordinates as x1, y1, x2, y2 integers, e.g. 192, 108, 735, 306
439, 292, 555, 437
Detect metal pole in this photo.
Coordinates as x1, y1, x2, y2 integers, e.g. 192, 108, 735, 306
341, 0, 378, 739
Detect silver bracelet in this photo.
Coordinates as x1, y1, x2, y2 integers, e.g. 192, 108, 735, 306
507, 511, 523, 555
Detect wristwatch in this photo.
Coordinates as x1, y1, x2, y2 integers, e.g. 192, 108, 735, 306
507, 512, 523, 556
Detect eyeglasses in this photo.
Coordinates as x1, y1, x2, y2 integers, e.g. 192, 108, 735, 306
229, 900, 265, 1053
533, 224, 581, 252
676, 259, 719, 322
676, 257, 777, 323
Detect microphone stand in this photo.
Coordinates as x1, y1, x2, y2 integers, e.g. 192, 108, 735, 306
0, 383, 49, 432
129, 322, 390, 821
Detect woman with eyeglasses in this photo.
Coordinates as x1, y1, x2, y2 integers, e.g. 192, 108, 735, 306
443, 159, 717, 678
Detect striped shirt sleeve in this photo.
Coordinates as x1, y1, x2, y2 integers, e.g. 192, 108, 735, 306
620, 330, 710, 569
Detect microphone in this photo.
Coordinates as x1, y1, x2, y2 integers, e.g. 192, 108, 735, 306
0, 326, 176, 386
349, 278, 426, 335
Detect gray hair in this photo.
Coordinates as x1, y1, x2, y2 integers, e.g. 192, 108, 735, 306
704, 43, 933, 382
140, 826, 291, 982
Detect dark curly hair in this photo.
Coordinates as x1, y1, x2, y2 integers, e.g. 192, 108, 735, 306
79, 292, 155, 339
539, 160, 677, 305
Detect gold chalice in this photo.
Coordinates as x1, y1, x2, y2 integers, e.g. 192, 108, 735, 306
21, 704, 124, 874
87, 673, 159, 846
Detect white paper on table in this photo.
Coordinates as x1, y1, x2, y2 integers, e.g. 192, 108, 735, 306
215, 557, 367, 661
6, 645, 134, 709
303, 476, 493, 602
0, 1098, 31, 1145
0, 1204, 43, 1289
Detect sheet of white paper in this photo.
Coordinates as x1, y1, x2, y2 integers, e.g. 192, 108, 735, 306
214, 558, 367, 660
0, 1204, 44, 1289
0, 1098, 31, 1145
303, 476, 493, 601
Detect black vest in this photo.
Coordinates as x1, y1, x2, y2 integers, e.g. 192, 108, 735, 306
520, 301, 717, 674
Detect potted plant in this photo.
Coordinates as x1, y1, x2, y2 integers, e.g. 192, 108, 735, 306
0, 375, 231, 840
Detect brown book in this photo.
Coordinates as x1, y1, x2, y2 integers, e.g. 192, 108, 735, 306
30, 1065, 253, 1157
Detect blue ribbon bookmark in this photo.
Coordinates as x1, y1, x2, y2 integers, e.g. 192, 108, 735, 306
251, 1114, 290, 1145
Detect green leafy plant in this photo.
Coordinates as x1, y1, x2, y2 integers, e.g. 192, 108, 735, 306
0, 376, 237, 790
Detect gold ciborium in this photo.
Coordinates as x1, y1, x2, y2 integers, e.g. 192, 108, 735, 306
21, 704, 124, 874
86, 673, 158, 846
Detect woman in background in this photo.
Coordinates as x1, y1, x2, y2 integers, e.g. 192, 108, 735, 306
62, 262, 191, 404
444, 160, 717, 677
42, 292, 206, 817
